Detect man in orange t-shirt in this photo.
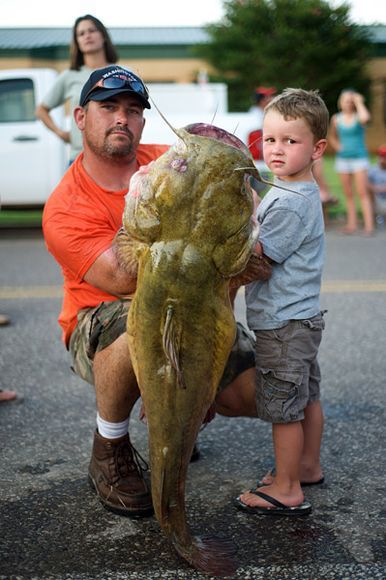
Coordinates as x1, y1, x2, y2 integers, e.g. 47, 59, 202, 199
43, 66, 257, 520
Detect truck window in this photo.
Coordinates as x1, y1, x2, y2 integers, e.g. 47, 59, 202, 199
0, 78, 35, 123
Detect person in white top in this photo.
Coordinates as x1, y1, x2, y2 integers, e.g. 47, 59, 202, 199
35, 14, 118, 162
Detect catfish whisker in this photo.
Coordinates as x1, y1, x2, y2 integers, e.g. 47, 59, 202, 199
210, 102, 219, 125
248, 132, 263, 152
233, 168, 305, 196
149, 94, 187, 144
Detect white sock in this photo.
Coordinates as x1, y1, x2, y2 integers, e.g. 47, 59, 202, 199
96, 413, 129, 439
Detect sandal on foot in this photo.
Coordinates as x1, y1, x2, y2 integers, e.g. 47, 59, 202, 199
234, 490, 312, 516
0, 314, 10, 326
257, 467, 324, 488
0, 389, 17, 403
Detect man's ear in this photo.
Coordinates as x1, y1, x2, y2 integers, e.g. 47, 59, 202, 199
74, 106, 86, 131
312, 139, 328, 161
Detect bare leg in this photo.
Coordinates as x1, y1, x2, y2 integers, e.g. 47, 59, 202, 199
339, 172, 357, 232
239, 422, 304, 507
215, 367, 257, 417
353, 169, 374, 234
300, 400, 324, 482
93, 333, 140, 422
261, 401, 324, 485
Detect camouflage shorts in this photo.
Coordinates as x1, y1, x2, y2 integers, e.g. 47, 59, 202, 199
254, 312, 325, 424
69, 299, 256, 389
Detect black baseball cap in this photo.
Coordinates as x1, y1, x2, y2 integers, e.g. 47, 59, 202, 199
79, 65, 150, 109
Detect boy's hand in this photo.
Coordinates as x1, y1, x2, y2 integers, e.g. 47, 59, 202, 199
229, 253, 272, 289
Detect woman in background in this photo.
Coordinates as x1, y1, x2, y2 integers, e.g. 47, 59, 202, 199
36, 14, 118, 163
329, 89, 374, 235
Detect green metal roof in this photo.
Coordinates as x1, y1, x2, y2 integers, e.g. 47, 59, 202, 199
0, 25, 385, 58
0, 27, 209, 50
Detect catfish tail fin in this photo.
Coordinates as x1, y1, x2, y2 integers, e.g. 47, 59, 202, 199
173, 535, 238, 577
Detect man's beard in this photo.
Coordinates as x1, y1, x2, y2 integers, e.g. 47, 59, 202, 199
86, 126, 137, 161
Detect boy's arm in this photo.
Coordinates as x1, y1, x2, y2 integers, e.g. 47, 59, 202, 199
254, 240, 264, 257
229, 246, 272, 289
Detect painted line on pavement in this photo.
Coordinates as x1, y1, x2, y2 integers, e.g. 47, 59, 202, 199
0, 286, 63, 298
321, 280, 386, 293
1, 280, 386, 299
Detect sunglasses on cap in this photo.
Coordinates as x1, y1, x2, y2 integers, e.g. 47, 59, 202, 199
83, 73, 149, 104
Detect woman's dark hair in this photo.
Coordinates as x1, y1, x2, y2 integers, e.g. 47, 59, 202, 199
70, 14, 118, 70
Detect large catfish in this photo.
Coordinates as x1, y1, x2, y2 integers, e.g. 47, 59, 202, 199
120, 123, 262, 576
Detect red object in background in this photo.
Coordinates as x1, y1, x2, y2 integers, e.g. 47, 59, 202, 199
248, 129, 263, 160
255, 86, 276, 97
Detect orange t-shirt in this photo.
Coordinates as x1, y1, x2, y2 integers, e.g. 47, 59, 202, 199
43, 144, 169, 346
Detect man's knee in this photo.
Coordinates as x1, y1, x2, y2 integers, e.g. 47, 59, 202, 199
69, 300, 130, 384
216, 367, 257, 417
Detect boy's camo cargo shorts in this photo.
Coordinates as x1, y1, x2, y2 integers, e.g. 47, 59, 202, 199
69, 299, 256, 389
253, 312, 326, 423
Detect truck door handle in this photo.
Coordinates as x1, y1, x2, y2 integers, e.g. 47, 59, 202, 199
13, 135, 39, 142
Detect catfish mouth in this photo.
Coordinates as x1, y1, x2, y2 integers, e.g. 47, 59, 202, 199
184, 123, 251, 157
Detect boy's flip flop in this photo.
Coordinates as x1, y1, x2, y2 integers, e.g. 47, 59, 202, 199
257, 466, 325, 488
234, 490, 312, 516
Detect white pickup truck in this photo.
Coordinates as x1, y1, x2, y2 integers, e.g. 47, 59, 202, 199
0, 68, 258, 207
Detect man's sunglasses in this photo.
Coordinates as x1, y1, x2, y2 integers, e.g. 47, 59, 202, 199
84, 74, 149, 102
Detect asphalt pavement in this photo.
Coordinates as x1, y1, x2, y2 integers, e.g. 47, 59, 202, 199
0, 224, 385, 579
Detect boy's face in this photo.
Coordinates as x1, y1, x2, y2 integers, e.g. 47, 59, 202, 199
263, 110, 326, 182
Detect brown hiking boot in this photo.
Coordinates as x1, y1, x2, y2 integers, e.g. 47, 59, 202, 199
88, 430, 153, 517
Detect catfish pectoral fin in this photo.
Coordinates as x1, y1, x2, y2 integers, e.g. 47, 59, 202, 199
173, 535, 238, 577
162, 303, 186, 389
212, 222, 255, 278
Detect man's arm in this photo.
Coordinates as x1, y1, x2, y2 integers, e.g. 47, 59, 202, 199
83, 246, 137, 298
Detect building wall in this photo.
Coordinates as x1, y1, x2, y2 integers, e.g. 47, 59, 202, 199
0, 56, 211, 83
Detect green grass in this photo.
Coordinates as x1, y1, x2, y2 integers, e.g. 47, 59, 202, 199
0, 209, 43, 228
323, 154, 377, 220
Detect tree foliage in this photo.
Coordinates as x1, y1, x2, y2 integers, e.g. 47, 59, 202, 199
195, 0, 373, 113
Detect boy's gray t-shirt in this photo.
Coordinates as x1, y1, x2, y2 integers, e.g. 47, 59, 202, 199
42, 66, 93, 161
245, 179, 325, 330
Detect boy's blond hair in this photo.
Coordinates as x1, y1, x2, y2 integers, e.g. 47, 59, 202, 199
264, 88, 329, 141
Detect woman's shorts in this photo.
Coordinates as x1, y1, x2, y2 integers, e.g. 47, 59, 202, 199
335, 157, 369, 174
254, 312, 326, 424
69, 299, 256, 389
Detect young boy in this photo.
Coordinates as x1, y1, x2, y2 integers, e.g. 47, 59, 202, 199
235, 88, 329, 516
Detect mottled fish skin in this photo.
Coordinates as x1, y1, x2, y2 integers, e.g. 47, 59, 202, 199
122, 124, 258, 576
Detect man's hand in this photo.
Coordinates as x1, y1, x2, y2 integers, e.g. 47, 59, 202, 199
229, 252, 272, 289
83, 228, 141, 297
112, 227, 143, 278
